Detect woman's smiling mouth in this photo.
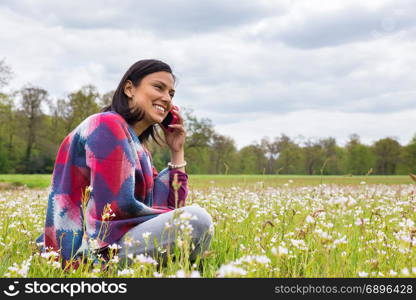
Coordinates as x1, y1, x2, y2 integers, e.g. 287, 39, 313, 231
153, 104, 166, 114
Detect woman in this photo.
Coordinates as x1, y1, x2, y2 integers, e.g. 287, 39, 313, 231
36, 59, 213, 268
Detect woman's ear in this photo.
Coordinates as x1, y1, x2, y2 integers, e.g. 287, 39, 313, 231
123, 80, 134, 98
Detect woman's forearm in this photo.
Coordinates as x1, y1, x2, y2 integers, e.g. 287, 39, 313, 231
170, 148, 185, 173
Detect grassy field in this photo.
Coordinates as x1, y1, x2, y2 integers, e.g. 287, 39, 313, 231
0, 174, 52, 188
0, 174, 415, 278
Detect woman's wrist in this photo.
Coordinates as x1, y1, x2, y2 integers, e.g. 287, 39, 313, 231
169, 148, 185, 172
170, 148, 184, 163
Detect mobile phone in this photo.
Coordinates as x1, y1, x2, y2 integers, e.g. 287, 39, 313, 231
161, 105, 179, 132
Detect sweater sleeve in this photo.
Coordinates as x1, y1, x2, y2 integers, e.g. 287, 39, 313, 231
152, 166, 189, 209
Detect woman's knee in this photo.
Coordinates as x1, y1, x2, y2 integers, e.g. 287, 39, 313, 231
181, 205, 213, 237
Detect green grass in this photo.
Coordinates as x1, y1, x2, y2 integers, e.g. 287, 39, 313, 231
189, 174, 413, 188
1, 181, 416, 278
0, 174, 413, 189
0, 174, 52, 188
0, 174, 415, 278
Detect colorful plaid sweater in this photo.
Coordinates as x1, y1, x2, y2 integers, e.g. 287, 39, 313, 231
36, 111, 188, 262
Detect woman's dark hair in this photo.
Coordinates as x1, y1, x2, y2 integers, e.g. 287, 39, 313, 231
102, 59, 175, 145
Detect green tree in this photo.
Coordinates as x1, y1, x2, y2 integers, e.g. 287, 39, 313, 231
303, 139, 325, 175
19, 85, 48, 172
64, 85, 100, 132
237, 144, 267, 174
183, 109, 215, 174
0, 94, 18, 172
345, 134, 374, 175
260, 137, 279, 174
184, 109, 214, 148
209, 133, 238, 174
99, 90, 115, 109
149, 108, 217, 174
275, 134, 303, 174
0, 60, 15, 172
373, 137, 401, 175
318, 137, 346, 175
400, 135, 416, 174
49, 98, 70, 146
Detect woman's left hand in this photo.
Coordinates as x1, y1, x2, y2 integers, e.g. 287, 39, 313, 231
162, 107, 186, 153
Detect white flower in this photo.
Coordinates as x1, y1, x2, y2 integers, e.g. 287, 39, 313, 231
401, 268, 410, 275
108, 243, 121, 250
190, 271, 201, 278
325, 222, 334, 228
217, 265, 247, 277
253, 255, 271, 264
118, 268, 134, 276
272, 246, 288, 256
142, 232, 151, 240
41, 251, 59, 259
153, 271, 163, 278
134, 254, 158, 265
305, 215, 315, 224
6, 256, 33, 278
123, 236, 133, 247
389, 270, 397, 276
358, 271, 368, 277
174, 270, 200, 278
176, 270, 186, 277
179, 211, 197, 221
290, 239, 307, 250
406, 219, 415, 228
333, 235, 347, 245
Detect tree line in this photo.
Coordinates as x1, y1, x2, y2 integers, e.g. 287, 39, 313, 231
1, 59, 415, 175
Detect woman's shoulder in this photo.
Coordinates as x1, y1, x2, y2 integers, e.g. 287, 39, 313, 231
86, 111, 126, 125
77, 111, 129, 139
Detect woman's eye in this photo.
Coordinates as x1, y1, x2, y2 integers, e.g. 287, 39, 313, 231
154, 85, 162, 90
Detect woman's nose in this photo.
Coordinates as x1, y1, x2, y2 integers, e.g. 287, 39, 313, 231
162, 91, 173, 102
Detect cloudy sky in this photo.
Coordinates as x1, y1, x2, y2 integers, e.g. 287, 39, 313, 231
1, 0, 415, 149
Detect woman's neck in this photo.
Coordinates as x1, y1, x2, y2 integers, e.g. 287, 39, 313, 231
132, 119, 152, 136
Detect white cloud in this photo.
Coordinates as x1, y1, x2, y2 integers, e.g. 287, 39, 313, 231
0, 0, 415, 148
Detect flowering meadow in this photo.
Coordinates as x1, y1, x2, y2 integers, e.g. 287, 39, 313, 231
1, 176, 416, 278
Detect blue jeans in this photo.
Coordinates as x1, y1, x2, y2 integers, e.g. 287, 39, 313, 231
117, 205, 213, 264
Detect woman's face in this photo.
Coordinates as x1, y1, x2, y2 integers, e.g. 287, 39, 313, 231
125, 71, 175, 125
